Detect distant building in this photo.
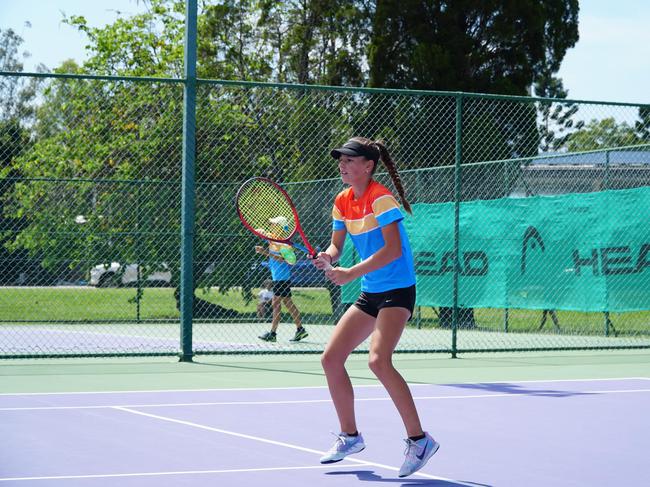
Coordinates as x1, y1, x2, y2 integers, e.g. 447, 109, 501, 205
510, 149, 650, 197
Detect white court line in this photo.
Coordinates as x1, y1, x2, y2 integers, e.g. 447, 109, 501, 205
2, 388, 649, 411
112, 406, 475, 485
1, 376, 647, 396
0, 464, 357, 483
0, 385, 381, 396
3, 386, 648, 483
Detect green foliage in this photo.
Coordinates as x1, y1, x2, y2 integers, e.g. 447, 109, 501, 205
0, 28, 43, 284
566, 118, 641, 151
5, 75, 184, 276
636, 107, 650, 142
256, 0, 370, 85
198, 0, 273, 80
364, 0, 579, 193
63, 0, 185, 77
535, 77, 581, 152
4, 0, 625, 303
368, 0, 579, 95
0, 119, 29, 169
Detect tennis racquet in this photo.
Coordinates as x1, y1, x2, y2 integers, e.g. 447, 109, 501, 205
236, 177, 331, 269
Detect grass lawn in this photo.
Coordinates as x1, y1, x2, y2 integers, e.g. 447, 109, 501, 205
0, 286, 332, 322
1, 286, 648, 337
413, 306, 650, 336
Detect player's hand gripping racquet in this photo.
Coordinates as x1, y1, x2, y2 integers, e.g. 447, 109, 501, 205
236, 177, 332, 270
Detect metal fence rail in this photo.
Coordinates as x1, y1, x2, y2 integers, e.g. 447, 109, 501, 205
1, 71, 649, 357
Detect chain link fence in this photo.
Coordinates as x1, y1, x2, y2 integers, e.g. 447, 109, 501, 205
1, 72, 649, 357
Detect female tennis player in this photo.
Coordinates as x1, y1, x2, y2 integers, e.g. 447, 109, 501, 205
313, 137, 438, 477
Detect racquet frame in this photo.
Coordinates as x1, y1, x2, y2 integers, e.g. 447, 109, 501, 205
235, 177, 321, 260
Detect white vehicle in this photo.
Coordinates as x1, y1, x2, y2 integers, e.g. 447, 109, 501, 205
89, 263, 172, 287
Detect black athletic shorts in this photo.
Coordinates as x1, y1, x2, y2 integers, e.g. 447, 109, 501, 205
272, 280, 292, 298
353, 285, 416, 320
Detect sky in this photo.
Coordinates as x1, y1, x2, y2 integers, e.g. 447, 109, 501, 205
1, 0, 649, 104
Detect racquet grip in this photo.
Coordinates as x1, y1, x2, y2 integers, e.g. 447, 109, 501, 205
292, 242, 313, 256
292, 241, 332, 270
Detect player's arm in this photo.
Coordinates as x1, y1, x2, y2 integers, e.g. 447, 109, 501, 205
315, 195, 347, 269
313, 229, 346, 269
325, 229, 347, 264
254, 245, 285, 262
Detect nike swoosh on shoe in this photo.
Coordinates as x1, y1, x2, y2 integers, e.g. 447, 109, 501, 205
416, 442, 429, 461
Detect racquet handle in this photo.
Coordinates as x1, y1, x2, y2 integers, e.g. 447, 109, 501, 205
291, 242, 332, 271
292, 241, 312, 256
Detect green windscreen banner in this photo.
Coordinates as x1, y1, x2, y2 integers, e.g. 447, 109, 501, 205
340, 186, 650, 312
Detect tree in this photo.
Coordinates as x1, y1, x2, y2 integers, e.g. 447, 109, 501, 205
5, 1, 586, 318
368, 0, 579, 95
256, 0, 370, 86
5, 6, 193, 293
534, 76, 581, 152
565, 118, 641, 151
533, 0, 582, 152
198, 0, 274, 80
365, 1, 579, 325
4, 3, 353, 314
365, 0, 580, 175
63, 1, 185, 78
636, 107, 650, 143
0, 28, 42, 284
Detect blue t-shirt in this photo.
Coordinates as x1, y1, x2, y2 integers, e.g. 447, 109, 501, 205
268, 241, 291, 281
332, 180, 416, 293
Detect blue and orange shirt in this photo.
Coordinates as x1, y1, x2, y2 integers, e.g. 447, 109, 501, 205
332, 180, 416, 293
268, 241, 291, 281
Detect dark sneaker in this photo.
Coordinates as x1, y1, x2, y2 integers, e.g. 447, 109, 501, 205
258, 331, 277, 342
289, 327, 308, 342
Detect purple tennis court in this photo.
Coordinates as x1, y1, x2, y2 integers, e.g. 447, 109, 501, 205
2, 377, 649, 486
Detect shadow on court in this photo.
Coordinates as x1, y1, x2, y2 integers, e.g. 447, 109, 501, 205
191, 360, 377, 381
445, 382, 591, 398
325, 470, 492, 486
192, 360, 433, 384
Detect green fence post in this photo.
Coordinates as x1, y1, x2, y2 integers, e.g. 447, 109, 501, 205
604, 149, 611, 190
603, 149, 610, 336
136, 182, 142, 323
179, 0, 198, 362
452, 94, 463, 358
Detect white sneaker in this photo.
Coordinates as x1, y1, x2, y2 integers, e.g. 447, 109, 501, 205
398, 432, 439, 477
319, 432, 365, 464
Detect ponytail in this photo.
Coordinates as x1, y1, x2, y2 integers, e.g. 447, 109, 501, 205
371, 140, 412, 214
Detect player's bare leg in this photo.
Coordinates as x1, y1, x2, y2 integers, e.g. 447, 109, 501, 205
321, 305, 375, 434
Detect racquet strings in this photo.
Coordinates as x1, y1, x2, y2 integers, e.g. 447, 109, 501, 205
237, 179, 296, 240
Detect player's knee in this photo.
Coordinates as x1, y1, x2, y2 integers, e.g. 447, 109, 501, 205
368, 354, 392, 378
321, 351, 344, 372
